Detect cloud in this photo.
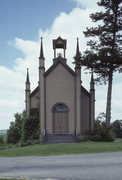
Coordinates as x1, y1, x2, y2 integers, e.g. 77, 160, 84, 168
70, 0, 99, 9
0, 1, 122, 129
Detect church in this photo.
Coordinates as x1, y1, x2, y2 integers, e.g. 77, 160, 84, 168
25, 36, 95, 143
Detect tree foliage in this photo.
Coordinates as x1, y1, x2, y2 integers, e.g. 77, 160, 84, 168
7, 108, 39, 145
111, 120, 122, 138
21, 108, 39, 144
0, 136, 4, 144
7, 112, 24, 144
96, 112, 106, 121
80, 0, 122, 124
89, 120, 116, 142
82, 0, 122, 77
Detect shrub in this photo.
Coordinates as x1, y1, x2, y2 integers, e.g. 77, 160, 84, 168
89, 120, 116, 142
0, 136, 4, 144
21, 108, 39, 143
111, 120, 122, 138
7, 108, 39, 145
76, 135, 89, 142
89, 135, 102, 141
7, 112, 24, 144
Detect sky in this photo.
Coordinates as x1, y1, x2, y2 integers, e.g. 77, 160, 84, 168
0, 0, 122, 130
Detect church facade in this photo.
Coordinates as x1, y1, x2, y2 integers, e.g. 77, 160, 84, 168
25, 37, 95, 143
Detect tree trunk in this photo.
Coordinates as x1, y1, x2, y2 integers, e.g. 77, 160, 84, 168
106, 71, 113, 125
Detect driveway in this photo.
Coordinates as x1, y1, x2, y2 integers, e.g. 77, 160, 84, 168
0, 152, 122, 180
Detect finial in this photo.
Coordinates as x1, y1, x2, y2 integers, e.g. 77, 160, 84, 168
76, 37, 80, 56
74, 37, 81, 66
39, 37, 44, 59
26, 68, 30, 83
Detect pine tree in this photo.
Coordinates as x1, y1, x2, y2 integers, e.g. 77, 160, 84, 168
80, 0, 122, 124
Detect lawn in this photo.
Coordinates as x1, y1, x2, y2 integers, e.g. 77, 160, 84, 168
0, 141, 122, 157
0, 179, 43, 180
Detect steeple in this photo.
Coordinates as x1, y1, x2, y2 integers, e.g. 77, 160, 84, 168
74, 38, 81, 68
39, 37, 45, 68
26, 68, 30, 84
90, 72, 95, 91
25, 68, 31, 117
39, 37, 45, 136
90, 71, 95, 131
74, 38, 81, 135
39, 37, 45, 60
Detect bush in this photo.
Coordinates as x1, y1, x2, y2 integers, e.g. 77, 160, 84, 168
21, 108, 39, 143
7, 112, 24, 144
7, 108, 39, 145
76, 135, 89, 142
89, 135, 102, 141
111, 120, 122, 138
20, 139, 40, 147
0, 136, 4, 144
89, 120, 116, 142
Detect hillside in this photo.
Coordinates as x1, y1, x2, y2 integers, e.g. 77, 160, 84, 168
0, 129, 7, 135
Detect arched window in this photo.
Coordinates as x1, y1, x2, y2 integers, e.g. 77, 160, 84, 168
53, 104, 68, 112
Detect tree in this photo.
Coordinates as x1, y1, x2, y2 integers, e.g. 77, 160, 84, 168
111, 120, 122, 138
21, 108, 39, 143
89, 120, 116, 142
7, 112, 24, 144
96, 112, 106, 121
79, 0, 122, 124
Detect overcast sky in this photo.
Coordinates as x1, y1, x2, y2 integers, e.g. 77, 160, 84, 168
0, 0, 122, 129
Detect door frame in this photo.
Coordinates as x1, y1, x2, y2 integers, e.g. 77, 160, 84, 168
52, 103, 69, 134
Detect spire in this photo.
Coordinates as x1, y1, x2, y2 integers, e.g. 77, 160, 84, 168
75, 38, 81, 59
74, 38, 81, 68
26, 68, 30, 84
90, 72, 95, 91
39, 37, 44, 59
91, 71, 94, 81
76, 38, 80, 57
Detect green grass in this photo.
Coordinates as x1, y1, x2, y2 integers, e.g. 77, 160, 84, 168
0, 141, 122, 157
0, 179, 44, 180
0, 179, 30, 180
0, 179, 43, 180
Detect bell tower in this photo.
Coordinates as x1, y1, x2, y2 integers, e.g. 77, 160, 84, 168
53, 36, 67, 63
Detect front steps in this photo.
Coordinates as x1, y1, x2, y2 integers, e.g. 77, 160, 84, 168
45, 134, 76, 144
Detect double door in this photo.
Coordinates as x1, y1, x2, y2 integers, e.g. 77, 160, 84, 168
53, 111, 68, 134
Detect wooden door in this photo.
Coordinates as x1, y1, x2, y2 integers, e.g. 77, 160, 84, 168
53, 104, 68, 134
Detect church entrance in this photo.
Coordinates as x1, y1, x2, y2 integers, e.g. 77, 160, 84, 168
53, 104, 68, 134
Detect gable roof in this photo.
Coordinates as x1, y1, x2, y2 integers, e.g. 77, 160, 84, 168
81, 85, 90, 97
30, 86, 39, 98
44, 57, 76, 76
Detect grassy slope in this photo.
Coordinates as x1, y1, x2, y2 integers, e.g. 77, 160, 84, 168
0, 141, 122, 157
0, 130, 7, 136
